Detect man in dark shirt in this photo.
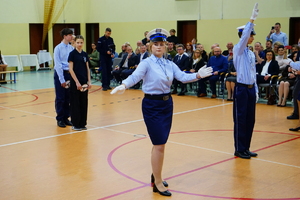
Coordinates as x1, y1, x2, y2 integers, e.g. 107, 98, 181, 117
167, 29, 179, 45
141, 31, 149, 45
97, 27, 115, 91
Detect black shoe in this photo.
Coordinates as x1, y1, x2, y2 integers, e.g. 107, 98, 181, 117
153, 184, 172, 196
289, 126, 300, 131
57, 121, 66, 128
102, 88, 108, 91
287, 115, 299, 120
177, 92, 185, 96
107, 87, 112, 90
64, 119, 73, 126
151, 174, 168, 187
234, 151, 251, 159
245, 150, 257, 157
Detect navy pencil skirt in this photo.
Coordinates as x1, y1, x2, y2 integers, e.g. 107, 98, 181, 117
142, 95, 173, 145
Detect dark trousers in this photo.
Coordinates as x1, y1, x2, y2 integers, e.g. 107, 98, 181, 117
198, 75, 219, 95
172, 79, 186, 92
121, 68, 135, 79
292, 77, 300, 116
54, 71, 71, 121
256, 75, 270, 84
100, 58, 112, 89
112, 68, 135, 83
70, 84, 88, 128
233, 84, 256, 152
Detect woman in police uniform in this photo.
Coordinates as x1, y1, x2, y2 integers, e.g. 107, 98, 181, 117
111, 28, 212, 196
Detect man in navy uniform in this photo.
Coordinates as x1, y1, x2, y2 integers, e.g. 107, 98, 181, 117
232, 3, 259, 159
97, 28, 115, 91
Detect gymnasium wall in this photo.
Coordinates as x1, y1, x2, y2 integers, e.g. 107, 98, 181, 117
0, 0, 299, 63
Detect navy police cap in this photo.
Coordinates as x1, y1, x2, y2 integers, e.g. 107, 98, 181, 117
147, 28, 170, 42
236, 24, 256, 35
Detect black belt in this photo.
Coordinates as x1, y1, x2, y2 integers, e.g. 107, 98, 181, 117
144, 93, 171, 101
236, 82, 254, 88
63, 70, 70, 73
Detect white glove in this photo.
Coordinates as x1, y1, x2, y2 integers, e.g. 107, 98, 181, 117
110, 85, 126, 94
256, 93, 259, 103
250, 3, 259, 20
198, 65, 213, 78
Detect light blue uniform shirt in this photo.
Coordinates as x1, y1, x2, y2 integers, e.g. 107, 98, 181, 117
266, 32, 288, 46
54, 42, 74, 83
233, 22, 258, 93
290, 61, 300, 71
122, 54, 199, 95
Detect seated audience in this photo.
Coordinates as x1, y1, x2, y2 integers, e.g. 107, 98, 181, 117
167, 29, 179, 45
185, 42, 193, 57
222, 42, 233, 56
195, 43, 208, 62
288, 44, 300, 59
264, 40, 273, 54
188, 48, 205, 73
136, 45, 149, 65
88, 42, 100, 78
225, 62, 237, 101
197, 47, 228, 98
191, 38, 197, 50
208, 43, 219, 59
256, 49, 279, 85
0, 50, 8, 84
254, 42, 265, 71
273, 41, 283, 55
112, 46, 137, 84
172, 44, 190, 96
118, 44, 127, 58
167, 42, 177, 60
276, 45, 291, 75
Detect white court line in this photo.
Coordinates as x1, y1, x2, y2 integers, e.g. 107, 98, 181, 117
0, 102, 231, 148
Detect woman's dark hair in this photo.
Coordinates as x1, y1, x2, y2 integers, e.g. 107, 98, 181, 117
278, 45, 285, 50
75, 35, 84, 41
59, 28, 73, 38
265, 49, 276, 61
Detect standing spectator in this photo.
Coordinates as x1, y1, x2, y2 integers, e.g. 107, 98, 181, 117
232, 3, 259, 159
53, 28, 74, 128
266, 22, 288, 46
141, 31, 149, 45
167, 29, 179, 45
68, 35, 92, 131
0, 50, 8, 84
97, 27, 115, 91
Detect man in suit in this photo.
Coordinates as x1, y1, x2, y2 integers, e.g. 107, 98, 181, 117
136, 45, 149, 65
198, 47, 228, 98
112, 46, 137, 84
172, 44, 189, 95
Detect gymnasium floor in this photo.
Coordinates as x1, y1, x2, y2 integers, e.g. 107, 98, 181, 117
0, 70, 299, 200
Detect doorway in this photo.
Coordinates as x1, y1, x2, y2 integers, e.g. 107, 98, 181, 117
289, 17, 300, 45
29, 24, 48, 54
86, 23, 100, 53
177, 20, 197, 45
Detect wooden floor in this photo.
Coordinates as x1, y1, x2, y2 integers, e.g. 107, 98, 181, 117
0, 83, 300, 200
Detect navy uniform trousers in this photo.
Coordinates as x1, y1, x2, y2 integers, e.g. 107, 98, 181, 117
233, 84, 256, 152
100, 55, 112, 89
54, 71, 71, 122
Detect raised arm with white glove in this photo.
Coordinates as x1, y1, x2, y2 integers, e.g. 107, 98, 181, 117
250, 3, 259, 20
110, 84, 126, 94
197, 65, 213, 78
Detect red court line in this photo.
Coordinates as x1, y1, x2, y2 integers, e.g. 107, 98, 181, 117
101, 130, 300, 200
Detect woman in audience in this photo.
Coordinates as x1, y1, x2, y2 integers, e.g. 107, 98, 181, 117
225, 62, 237, 101
276, 45, 290, 75
188, 48, 205, 73
185, 42, 193, 57
88, 42, 100, 77
277, 52, 297, 107
256, 49, 279, 84
273, 41, 283, 56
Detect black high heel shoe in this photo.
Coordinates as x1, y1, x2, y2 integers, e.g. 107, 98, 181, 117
289, 126, 300, 131
153, 184, 172, 196
151, 174, 168, 187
